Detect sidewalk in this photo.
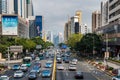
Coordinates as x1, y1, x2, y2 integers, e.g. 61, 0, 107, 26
102, 61, 120, 69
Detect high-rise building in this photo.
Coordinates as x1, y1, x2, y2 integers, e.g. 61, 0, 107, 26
26, 0, 34, 18
28, 16, 36, 39
7, 0, 14, 14
109, 0, 120, 23
101, 0, 109, 26
0, 0, 8, 14
46, 31, 53, 43
0, 0, 33, 18
81, 24, 88, 34
75, 10, 82, 25
71, 16, 79, 34
58, 32, 63, 43
75, 22, 80, 34
92, 11, 101, 33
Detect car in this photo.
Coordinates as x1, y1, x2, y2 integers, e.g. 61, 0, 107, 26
34, 61, 41, 68
14, 70, 24, 78
31, 66, 40, 73
64, 58, 70, 63
112, 75, 120, 80
68, 65, 77, 71
28, 72, 37, 80
35, 57, 40, 61
20, 64, 28, 72
74, 71, 84, 79
41, 69, 51, 78
71, 60, 77, 65
57, 58, 62, 63
12, 64, 20, 70
72, 59, 78, 62
0, 75, 9, 80
45, 61, 53, 68
57, 64, 64, 70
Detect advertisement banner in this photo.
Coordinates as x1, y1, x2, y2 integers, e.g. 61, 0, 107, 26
35, 16, 42, 37
2, 15, 18, 35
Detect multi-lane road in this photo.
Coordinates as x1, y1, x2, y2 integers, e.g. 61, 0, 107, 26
0, 58, 53, 80
0, 50, 112, 80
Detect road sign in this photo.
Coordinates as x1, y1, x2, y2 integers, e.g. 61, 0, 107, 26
10, 46, 23, 52
36, 45, 42, 49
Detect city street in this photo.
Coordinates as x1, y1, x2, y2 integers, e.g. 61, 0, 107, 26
0, 58, 53, 80
56, 57, 112, 80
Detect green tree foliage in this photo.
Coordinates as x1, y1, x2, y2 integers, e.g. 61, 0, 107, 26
58, 43, 65, 48
67, 33, 83, 49
77, 33, 102, 54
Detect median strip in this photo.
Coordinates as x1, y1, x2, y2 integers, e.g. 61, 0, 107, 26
51, 52, 56, 80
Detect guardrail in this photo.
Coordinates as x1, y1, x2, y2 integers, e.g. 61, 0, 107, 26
51, 53, 56, 80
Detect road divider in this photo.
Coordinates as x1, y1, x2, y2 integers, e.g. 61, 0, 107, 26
51, 52, 56, 80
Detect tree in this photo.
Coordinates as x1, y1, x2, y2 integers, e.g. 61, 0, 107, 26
77, 33, 103, 56
67, 33, 83, 49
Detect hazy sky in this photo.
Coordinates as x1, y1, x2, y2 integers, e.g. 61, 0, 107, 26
33, 0, 102, 35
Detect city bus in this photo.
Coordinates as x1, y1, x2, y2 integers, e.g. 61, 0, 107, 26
38, 53, 44, 60
23, 57, 32, 67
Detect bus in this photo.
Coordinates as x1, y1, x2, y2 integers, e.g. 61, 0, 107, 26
38, 53, 44, 60
23, 57, 32, 67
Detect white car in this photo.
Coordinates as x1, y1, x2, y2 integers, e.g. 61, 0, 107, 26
35, 57, 40, 61
68, 65, 77, 71
57, 64, 64, 70
71, 61, 77, 65
112, 76, 120, 80
0, 75, 9, 80
20, 64, 28, 72
14, 70, 24, 78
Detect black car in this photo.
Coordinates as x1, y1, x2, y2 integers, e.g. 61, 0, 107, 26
64, 58, 69, 63
28, 71, 37, 80
74, 71, 84, 79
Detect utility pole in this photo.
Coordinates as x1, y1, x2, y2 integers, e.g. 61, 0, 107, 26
7, 47, 10, 69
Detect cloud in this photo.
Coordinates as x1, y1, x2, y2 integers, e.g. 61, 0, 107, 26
33, 0, 102, 34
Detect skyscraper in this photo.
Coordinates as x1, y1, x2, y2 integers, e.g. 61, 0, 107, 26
0, 0, 8, 14
92, 11, 101, 33
75, 10, 82, 24
26, 0, 34, 18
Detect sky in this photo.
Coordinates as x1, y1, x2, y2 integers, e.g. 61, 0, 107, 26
33, 0, 102, 35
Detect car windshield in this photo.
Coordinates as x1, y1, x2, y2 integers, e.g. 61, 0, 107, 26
0, 77, 8, 80
14, 65, 19, 67
29, 72, 35, 76
43, 70, 50, 73
16, 71, 22, 74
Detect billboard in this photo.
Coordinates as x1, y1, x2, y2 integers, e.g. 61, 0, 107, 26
35, 16, 42, 37
2, 15, 18, 35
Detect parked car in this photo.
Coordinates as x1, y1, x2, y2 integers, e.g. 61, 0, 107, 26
28, 71, 37, 80
41, 69, 51, 78
14, 70, 24, 78
74, 71, 84, 79
12, 64, 20, 70
0, 75, 9, 80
